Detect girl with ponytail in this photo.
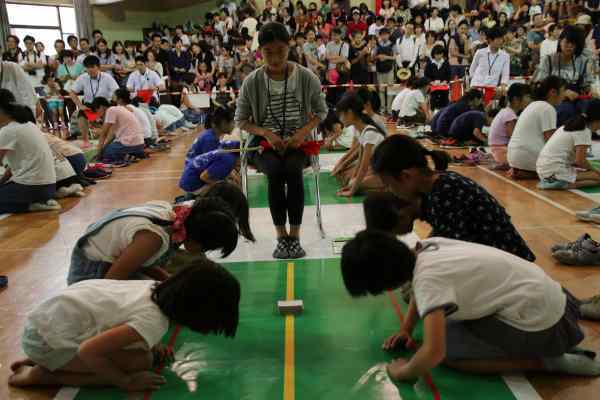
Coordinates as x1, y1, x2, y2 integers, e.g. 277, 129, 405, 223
334, 92, 385, 197
537, 98, 600, 190
507, 76, 566, 179
371, 135, 536, 261
0, 90, 59, 214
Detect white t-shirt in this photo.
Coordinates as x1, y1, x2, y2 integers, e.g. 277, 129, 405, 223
0, 122, 56, 185
399, 89, 426, 117
154, 104, 184, 129
126, 69, 162, 96
71, 72, 119, 103
425, 17, 445, 33
414, 237, 566, 332
391, 87, 410, 112
540, 39, 558, 60
128, 105, 153, 139
469, 47, 510, 87
357, 125, 385, 148
27, 279, 169, 350
507, 101, 557, 171
82, 201, 173, 267
537, 126, 593, 182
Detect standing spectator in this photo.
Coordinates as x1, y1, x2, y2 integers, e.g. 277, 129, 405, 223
241, 8, 259, 38
469, 27, 510, 90
425, 45, 451, 109
325, 27, 350, 84
76, 38, 92, 64
349, 30, 370, 84
347, 9, 368, 38
175, 25, 191, 49
2, 35, 22, 63
303, 29, 324, 76
368, 16, 386, 36
51, 39, 66, 67
94, 39, 117, 77
150, 33, 170, 74
168, 37, 192, 83
396, 21, 417, 69
20, 36, 46, 89
504, 26, 524, 76
374, 28, 396, 113
541, 23, 561, 60
425, 8, 445, 33
67, 35, 79, 56
57, 50, 84, 92
528, 13, 546, 69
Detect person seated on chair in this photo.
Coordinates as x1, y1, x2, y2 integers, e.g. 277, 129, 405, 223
447, 109, 496, 145
235, 22, 328, 259
91, 97, 145, 163
398, 77, 432, 126
335, 92, 385, 197
179, 149, 241, 196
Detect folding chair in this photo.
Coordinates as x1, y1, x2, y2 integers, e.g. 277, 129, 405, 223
239, 129, 325, 238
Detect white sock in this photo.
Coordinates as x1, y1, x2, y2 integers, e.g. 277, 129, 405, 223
29, 201, 61, 212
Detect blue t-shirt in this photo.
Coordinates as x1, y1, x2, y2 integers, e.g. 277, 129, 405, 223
434, 101, 470, 136
448, 111, 486, 141
180, 150, 237, 192
187, 129, 219, 161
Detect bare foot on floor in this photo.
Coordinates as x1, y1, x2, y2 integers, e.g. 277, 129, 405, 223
10, 358, 36, 372
8, 365, 53, 387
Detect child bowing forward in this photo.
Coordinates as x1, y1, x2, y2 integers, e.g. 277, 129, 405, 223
341, 231, 600, 380
67, 197, 241, 285
9, 262, 240, 391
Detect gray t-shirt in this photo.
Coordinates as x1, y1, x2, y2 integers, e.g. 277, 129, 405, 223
325, 41, 349, 70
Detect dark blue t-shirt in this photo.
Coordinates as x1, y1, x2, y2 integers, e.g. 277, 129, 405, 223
448, 111, 486, 141
187, 129, 219, 161
180, 150, 237, 192
434, 101, 470, 136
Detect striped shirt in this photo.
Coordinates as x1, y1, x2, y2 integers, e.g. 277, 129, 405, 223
261, 69, 303, 138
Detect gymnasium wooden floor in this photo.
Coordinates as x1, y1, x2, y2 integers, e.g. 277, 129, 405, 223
2, 129, 600, 400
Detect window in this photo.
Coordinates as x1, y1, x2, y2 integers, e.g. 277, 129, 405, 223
7, 2, 77, 56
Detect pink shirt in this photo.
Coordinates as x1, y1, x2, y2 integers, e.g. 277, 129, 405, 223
104, 106, 145, 147
488, 107, 517, 146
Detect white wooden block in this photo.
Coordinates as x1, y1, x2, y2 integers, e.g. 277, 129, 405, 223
277, 300, 304, 315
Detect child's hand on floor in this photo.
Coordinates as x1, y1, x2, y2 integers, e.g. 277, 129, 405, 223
382, 330, 412, 351
123, 371, 166, 392
337, 188, 354, 197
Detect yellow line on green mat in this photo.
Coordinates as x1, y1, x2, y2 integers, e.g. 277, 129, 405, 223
283, 262, 295, 400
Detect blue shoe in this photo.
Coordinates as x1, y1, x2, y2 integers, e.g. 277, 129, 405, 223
538, 177, 569, 190
576, 207, 600, 223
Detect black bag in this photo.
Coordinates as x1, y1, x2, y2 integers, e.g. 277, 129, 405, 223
376, 43, 394, 73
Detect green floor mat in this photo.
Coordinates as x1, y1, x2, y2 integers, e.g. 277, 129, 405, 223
72, 259, 518, 400
247, 172, 365, 208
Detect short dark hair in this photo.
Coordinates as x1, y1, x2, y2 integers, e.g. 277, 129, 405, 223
332, 27, 342, 36
184, 197, 239, 257
372, 135, 450, 176
55, 39, 65, 46
258, 22, 290, 47
363, 192, 413, 232
135, 55, 146, 63
23, 35, 35, 43
114, 88, 131, 104
341, 230, 416, 297
92, 29, 103, 36
487, 27, 505, 40
379, 27, 390, 35
60, 50, 74, 62
558, 25, 585, 57
151, 261, 240, 337
507, 82, 531, 102
91, 96, 110, 110
80, 38, 89, 45
151, 33, 162, 40
83, 55, 100, 68
67, 35, 78, 43
431, 44, 445, 57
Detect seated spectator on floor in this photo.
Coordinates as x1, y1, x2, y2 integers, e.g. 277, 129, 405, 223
68, 55, 119, 148
488, 83, 532, 169
126, 55, 163, 104
398, 77, 432, 125
0, 91, 59, 213
91, 97, 145, 163
179, 149, 241, 195
180, 83, 208, 126
447, 109, 496, 144
432, 89, 483, 136
507, 76, 566, 179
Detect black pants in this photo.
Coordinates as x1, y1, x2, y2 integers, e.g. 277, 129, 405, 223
0, 182, 56, 213
252, 149, 307, 227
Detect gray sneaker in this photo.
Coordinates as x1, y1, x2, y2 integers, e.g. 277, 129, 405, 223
273, 237, 290, 259
286, 237, 306, 259
576, 207, 600, 223
580, 295, 600, 320
552, 236, 600, 265
551, 234, 592, 253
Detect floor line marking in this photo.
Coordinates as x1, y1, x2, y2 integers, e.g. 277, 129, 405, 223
53, 386, 79, 400
283, 262, 295, 400
386, 292, 441, 400
476, 166, 576, 215
502, 375, 543, 400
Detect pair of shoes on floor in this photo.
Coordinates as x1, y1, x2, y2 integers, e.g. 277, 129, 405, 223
538, 177, 569, 190
552, 233, 600, 265
56, 184, 85, 198
576, 207, 600, 224
29, 199, 61, 212
273, 237, 306, 259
